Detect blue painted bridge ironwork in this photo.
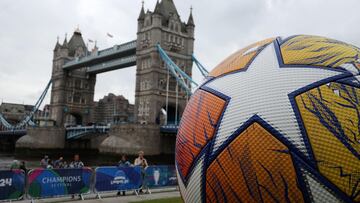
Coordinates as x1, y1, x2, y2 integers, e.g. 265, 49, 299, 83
66, 125, 110, 140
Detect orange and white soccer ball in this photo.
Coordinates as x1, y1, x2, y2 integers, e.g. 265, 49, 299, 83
176, 35, 360, 203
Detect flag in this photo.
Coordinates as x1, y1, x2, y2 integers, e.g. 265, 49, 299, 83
107, 33, 114, 38
88, 39, 94, 43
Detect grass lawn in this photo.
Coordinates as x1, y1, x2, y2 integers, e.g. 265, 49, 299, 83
131, 197, 183, 203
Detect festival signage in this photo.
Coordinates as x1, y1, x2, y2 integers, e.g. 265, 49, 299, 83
144, 165, 177, 188
27, 168, 92, 198
95, 166, 142, 192
0, 169, 25, 200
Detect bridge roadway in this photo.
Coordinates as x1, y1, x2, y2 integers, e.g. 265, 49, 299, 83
0, 129, 27, 136
63, 40, 137, 74
0, 124, 178, 139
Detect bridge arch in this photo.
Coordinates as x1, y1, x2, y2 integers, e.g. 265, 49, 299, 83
156, 102, 184, 126
64, 112, 83, 127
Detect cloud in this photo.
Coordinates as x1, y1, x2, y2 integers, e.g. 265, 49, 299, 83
0, 0, 359, 107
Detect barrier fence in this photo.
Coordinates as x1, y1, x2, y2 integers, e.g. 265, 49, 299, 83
144, 166, 177, 189
95, 166, 142, 195
28, 168, 92, 199
0, 165, 177, 202
0, 169, 25, 201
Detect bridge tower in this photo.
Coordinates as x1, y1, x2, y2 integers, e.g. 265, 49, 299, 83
50, 29, 96, 127
135, 0, 195, 125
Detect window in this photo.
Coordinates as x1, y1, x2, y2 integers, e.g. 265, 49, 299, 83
67, 94, 72, 103
73, 93, 81, 103
75, 80, 81, 89
145, 100, 150, 116
170, 23, 174, 31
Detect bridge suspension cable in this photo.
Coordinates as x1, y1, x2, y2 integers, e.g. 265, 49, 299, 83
0, 79, 52, 130
156, 44, 197, 95
156, 44, 210, 96
192, 54, 209, 78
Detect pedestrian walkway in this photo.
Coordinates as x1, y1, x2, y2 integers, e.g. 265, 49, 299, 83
17, 189, 180, 203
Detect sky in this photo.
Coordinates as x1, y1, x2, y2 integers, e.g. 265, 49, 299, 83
0, 0, 359, 107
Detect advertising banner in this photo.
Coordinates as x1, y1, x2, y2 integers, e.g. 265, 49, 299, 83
144, 165, 177, 188
0, 169, 25, 200
95, 166, 142, 192
28, 168, 92, 198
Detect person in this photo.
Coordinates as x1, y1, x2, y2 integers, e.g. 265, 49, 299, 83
40, 155, 49, 168
118, 155, 131, 167
69, 154, 84, 168
134, 151, 148, 193
69, 154, 84, 199
19, 161, 27, 172
10, 160, 20, 170
134, 151, 148, 169
46, 159, 54, 169
54, 156, 66, 168
117, 155, 131, 196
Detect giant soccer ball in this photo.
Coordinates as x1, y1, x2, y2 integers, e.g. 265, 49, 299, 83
175, 35, 360, 203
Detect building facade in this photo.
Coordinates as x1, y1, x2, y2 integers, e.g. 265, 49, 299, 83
93, 93, 134, 124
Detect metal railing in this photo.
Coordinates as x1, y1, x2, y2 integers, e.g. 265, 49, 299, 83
66, 125, 110, 140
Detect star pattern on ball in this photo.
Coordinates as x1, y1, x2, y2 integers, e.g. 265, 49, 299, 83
203, 41, 349, 159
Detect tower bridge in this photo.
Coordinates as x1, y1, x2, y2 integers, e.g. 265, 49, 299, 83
0, 0, 202, 155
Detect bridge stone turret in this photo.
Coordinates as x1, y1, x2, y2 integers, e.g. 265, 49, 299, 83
50, 29, 96, 127
135, 0, 194, 125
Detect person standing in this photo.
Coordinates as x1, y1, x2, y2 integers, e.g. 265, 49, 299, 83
19, 161, 27, 172
46, 159, 54, 169
117, 155, 131, 196
69, 154, 84, 200
10, 160, 20, 170
40, 155, 49, 168
118, 155, 131, 167
69, 154, 84, 168
54, 156, 66, 168
134, 151, 148, 168
134, 151, 148, 193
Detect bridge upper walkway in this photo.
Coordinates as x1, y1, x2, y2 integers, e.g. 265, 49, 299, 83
63, 40, 137, 73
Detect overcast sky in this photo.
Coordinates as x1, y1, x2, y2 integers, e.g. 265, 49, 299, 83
0, 0, 359, 106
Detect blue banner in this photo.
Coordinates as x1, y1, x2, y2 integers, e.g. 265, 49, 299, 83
144, 165, 177, 188
95, 166, 142, 192
28, 168, 92, 198
0, 170, 25, 200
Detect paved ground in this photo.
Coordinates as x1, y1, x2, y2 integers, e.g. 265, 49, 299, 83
17, 189, 180, 203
